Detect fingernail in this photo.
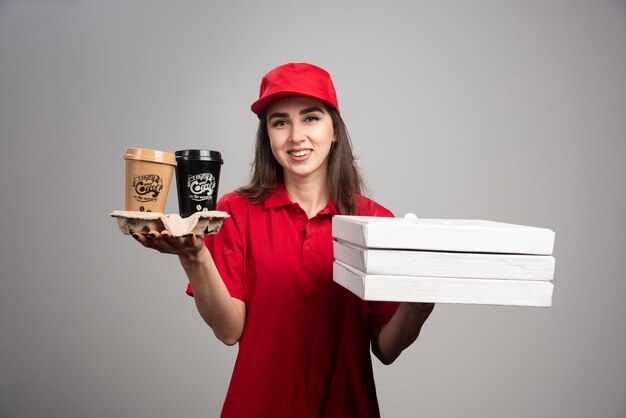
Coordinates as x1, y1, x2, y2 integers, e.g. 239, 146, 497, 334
147, 233, 155, 239
132, 233, 139, 240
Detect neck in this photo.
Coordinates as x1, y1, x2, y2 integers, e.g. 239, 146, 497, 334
283, 173, 330, 218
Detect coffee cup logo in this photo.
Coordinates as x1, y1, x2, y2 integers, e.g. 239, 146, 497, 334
188, 173, 215, 202
133, 174, 163, 202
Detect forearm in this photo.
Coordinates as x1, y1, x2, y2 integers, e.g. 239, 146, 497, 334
179, 247, 245, 345
373, 302, 434, 365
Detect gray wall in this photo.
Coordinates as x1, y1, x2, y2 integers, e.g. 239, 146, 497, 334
1, 1, 625, 417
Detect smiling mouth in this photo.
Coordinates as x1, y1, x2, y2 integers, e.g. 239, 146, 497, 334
288, 149, 312, 157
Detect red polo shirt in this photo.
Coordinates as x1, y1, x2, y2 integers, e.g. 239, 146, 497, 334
188, 182, 399, 418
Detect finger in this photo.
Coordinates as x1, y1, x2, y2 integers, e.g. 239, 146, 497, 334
179, 233, 205, 249
145, 230, 180, 253
161, 230, 203, 253
160, 230, 182, 244
163, 232, 199, 251
131, 231, 154, 248
192, 234, 207, 250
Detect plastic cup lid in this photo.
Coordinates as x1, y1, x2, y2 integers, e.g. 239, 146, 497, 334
175, 149, 223, 164
124, 147, 177, 166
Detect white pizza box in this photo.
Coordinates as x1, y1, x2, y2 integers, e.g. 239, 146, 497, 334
333, 260, 553, 307
333, 239, 555, 281
332, 215, 555, 255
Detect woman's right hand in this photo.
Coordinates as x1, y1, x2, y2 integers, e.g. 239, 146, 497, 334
132, 230, 207, 261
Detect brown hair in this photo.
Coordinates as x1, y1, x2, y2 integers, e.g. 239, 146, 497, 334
237, 106, 364, 215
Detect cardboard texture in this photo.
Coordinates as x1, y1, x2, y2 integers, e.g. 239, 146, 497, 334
110, 210, 229, 236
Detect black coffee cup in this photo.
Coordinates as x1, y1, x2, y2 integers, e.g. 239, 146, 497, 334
174, 150, 223, 218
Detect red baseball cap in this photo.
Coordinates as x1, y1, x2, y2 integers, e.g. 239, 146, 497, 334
251, 63, 340, 116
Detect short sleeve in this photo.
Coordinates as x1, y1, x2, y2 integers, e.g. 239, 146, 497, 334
353, 194, 401, 329
186, 193, 246, 301
368, 300, 400, 331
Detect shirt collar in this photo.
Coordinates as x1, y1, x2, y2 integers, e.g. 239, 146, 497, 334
264, 181, 292, 209
263, 181, 338, 216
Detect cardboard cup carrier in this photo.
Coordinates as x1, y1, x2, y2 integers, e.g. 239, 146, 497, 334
124, 148, 176, 213
175, 150, 223, 218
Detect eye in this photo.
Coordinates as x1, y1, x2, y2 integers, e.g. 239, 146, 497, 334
304, 115, 320, 123
271, 120, 288, 127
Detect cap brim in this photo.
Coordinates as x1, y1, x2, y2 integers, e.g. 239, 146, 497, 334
251, 91, 338, 116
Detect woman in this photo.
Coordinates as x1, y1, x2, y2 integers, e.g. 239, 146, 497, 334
134, 63, 434, 418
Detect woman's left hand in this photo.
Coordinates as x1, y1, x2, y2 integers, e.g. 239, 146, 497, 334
373, 302, 435, 365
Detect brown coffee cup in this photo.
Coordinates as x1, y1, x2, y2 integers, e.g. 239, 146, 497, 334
124, 147, 177, 213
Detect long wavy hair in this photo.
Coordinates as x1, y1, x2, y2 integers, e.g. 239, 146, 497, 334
237, 106, 364, 215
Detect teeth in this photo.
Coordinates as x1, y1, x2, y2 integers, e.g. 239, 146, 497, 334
290, 149, 311, 157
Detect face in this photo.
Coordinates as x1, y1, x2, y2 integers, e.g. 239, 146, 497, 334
265, 96, 335, 184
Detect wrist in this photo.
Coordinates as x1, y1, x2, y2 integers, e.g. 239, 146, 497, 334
400, 302, 435, 321
179, 245, 211, 266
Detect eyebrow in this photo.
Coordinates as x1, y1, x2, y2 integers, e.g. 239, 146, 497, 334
300, 107, 325, 115
268, 107, 326, 120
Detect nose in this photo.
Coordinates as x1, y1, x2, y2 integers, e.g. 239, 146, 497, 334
289, 122, 306, 143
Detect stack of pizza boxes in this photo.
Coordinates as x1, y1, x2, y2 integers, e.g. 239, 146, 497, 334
332, 215, 555, 307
